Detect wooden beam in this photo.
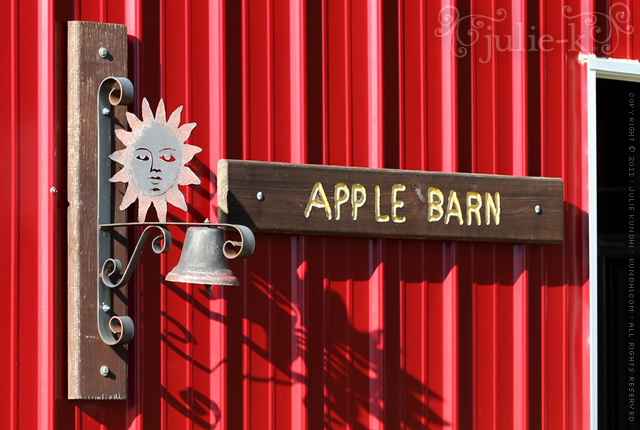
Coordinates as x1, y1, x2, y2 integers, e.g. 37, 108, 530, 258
67, 21, 129, 399
218, 159, 564, 243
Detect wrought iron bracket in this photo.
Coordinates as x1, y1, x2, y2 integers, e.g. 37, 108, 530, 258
98, 225, 170, 345
96, 77, 134, 346
96, 77, 255, 346
68, 28, 256, 397
97, 222, 255, 345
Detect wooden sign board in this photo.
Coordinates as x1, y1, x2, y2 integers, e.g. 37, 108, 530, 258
218, 160, 564, 243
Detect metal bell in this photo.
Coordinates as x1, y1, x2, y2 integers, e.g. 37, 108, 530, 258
166, 227, 239, 286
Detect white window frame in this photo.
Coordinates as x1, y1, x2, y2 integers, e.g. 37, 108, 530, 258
586, 55, 640, 430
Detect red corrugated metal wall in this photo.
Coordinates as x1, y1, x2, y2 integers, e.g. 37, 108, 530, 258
2, 0, 631, 428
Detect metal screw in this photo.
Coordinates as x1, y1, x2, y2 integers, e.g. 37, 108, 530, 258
98, 47, 108, 58
102, 304, 111, 312
256, 191, 264, 201
49, 187, 58, 195
100, 365, 109, 377
102, 107, 111, 116
534, 204, 542, 214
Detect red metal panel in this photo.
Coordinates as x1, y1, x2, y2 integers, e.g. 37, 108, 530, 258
542, 1, 570, 429
495, 1, 528, 429
324, 2, 352, 429
565, 1, 591, 428
0, 0, 19, 428
398, 3, 429, 428
243, 1, 276, 428
288, 2, 308, 429
470, 2, 499, 429
163, 1, 191, 428
207, 2, 229, 430
426, 2, 458, 429
0, 0, 605, 428
38, 0, 56, 427
608, 0, 633, 59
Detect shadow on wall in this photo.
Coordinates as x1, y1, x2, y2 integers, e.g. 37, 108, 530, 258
158, 237, 457, 430
156, 205, 582, 429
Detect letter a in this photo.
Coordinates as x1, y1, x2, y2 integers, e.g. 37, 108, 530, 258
304, 182, 332, 220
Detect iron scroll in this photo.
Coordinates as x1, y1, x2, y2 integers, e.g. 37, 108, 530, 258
96, 221, 255, 345
97, 77, 134, 345
96, 77, 255, 347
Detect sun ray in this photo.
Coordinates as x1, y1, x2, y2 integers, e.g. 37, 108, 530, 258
138, 196, 152, 222
126, 112, 143, 133
155, 99, 167, 124
109, 148, 129, 165
119, 186, 138, 210
141, 98, 154, 123
181, 144, 202, 163
115, 128, 134, 146
153, 198, 168, 223
167, 106, 183, 129
176, 123, 197, 142
178, 168, 201, 186
166, 187, 188, 211
109, 168, 129, 183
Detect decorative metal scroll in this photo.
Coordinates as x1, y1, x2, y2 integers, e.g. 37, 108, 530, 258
96, 77, 254, 347
98, 225, 170, 345
96, 222, 255, 345
97, 77, 134, 346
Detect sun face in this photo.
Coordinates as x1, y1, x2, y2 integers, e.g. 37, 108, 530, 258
109, 98, 202, 222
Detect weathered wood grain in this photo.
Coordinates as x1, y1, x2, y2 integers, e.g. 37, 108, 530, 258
68, 21, 129, 399
218, 160, 564, 243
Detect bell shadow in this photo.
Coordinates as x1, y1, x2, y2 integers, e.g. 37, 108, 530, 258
163, 386, 221, 429
153, 201, 584, 429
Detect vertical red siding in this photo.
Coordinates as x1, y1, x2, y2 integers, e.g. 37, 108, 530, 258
208, 2, 227, 429
0, 0, 19, 428
1, 0, 604, 428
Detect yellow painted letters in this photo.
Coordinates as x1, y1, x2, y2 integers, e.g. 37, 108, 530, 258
466, 192, 482, 226
334, 183, 350, 220
375, 185, 390, 222
304, 182, 332, 220
485, 192, 501, 225
391, 184, 406, 223
445, 190, 464, 225
428, 187, 444, 222
351, 184, 367, 220
305, 180, 502, 228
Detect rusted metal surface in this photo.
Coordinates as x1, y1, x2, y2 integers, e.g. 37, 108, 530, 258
2, 0, 626, 428
166, 227, 240, 287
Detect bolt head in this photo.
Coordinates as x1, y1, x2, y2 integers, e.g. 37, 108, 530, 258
49, 187, 58, 195
100, 365, 110, 377
256, 191, 264, 201
534, 204, 542, 214
102, 304, 111, 312
98, 47, 108, 58
102, 107, 111, 116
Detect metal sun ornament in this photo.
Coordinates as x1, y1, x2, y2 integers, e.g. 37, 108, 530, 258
109, 98, 202, 222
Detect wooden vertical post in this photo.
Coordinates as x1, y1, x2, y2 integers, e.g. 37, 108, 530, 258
67, 21, 129, 399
